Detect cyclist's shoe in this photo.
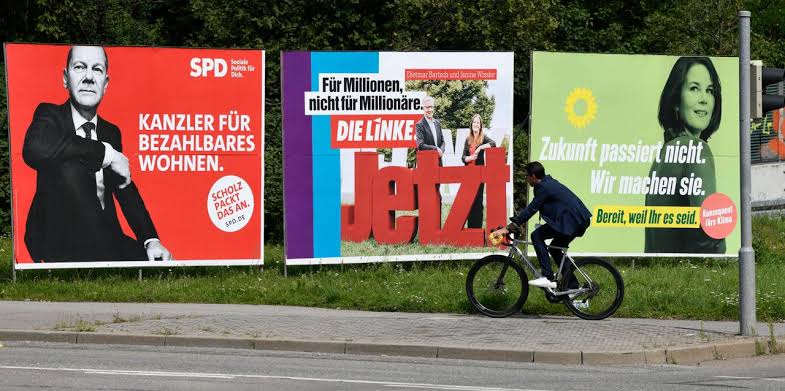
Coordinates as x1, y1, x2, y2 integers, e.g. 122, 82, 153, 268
528, 277, 556, 289
572, 300, 589, 309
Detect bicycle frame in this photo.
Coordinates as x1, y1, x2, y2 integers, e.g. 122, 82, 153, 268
502, 236, 593, 298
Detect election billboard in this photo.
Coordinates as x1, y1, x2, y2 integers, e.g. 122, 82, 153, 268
530, 52, 740, 257
5, 44, 265, 269
282, 52, 514, 265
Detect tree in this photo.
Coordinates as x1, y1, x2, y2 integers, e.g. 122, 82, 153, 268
405, 80, 495, 130
637, 0, 742, 56
2, 0, 782, 242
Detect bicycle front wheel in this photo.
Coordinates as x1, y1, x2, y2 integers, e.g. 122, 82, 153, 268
466, 255, 529, 318
562, 257, 624, 320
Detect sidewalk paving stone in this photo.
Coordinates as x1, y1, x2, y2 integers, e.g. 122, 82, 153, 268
0, 301, 782, 366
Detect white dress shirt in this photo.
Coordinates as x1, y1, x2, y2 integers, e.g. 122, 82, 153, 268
425, 117, 440, 150
70, 104, 119, 210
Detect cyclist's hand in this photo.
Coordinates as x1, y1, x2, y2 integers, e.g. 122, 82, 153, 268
491, 227, 509, 237
505, 221, 522, 234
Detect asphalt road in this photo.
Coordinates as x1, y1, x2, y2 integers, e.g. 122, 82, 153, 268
0, 342, 783, 391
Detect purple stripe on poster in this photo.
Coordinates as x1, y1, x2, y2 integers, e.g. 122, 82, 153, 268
282, 52, 314, 259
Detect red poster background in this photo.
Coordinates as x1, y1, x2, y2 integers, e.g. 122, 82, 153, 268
5, 44, 264, 265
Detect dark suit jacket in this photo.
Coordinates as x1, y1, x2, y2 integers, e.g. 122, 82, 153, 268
512, 175, 592, 237
22, 101, 158, 262
644, 139, 725, 254
415, 117, 445, 161
461, 135, 496, 166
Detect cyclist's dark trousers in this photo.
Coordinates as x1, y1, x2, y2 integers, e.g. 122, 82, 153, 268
531, 224, 577, 285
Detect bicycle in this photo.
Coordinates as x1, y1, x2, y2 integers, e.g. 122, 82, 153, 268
465, 225, 624, 320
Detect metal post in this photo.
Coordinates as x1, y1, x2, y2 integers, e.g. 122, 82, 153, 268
138, 269, 142, 282
738, 11, 756, 336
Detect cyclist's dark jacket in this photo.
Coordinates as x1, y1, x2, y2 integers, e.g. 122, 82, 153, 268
510, 175, 592, 237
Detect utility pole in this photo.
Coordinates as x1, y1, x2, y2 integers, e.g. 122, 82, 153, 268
738, 10, 756, 336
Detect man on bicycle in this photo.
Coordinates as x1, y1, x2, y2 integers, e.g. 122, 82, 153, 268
492, 161, 592, 289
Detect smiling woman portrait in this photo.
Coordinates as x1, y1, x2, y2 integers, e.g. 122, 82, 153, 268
462, 113, 495, 230
644, 56, 725, 254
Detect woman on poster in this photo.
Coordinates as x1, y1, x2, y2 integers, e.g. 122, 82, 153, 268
461, 114, 495, 230
645, 56, 725, 254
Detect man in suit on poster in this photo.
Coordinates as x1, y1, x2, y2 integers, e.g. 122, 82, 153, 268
22, 45, 172, 262
415, 96, 446, 165
414, 96, 448, 200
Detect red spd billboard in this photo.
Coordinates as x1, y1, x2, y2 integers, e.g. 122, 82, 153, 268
5, 44, 264, 269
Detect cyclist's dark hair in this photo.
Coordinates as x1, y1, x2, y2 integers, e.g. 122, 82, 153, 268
524, 161, 545, 179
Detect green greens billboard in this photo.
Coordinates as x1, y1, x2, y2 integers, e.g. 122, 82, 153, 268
530, 52, 740, 257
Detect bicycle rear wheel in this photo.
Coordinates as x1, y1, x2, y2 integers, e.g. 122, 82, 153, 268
562, 257, 624, 320
466, 254, 529, 318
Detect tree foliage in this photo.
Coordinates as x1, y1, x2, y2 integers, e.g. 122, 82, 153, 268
1, 0, 783, 242
405, 80, 495, 131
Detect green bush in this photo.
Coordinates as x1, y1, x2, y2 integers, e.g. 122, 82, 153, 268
2, 0, 785, 243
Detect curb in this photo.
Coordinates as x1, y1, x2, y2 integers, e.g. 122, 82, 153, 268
436, 346, 534, 362
77, 333, 165, 346
254, 338, 345, 354
0, 329, 774, 366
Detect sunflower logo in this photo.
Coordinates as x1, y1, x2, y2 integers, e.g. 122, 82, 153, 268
565, 88, 598, 129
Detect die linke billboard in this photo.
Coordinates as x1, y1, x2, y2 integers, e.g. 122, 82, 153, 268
5, 44, 265, 269
530, 52, 740, 257
282, 52, 514, 265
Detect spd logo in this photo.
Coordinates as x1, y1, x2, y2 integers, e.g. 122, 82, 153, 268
190, 58, 228, 77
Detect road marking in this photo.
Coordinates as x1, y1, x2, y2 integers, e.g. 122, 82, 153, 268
0, 365, 547, 391
86, 370, 235, 379
716, 376, 785, 382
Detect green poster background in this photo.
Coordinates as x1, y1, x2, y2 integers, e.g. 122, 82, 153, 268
529, 52, 740, 256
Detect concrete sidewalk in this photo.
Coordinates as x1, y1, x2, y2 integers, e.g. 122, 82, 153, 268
0, 301, 782, 365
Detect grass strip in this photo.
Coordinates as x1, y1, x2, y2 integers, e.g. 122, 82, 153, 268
0, 216, 782, 321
